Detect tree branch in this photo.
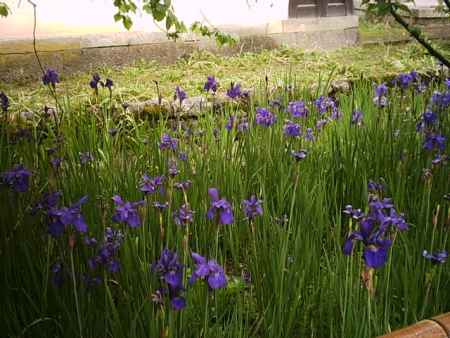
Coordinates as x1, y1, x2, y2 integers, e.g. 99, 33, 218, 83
390, 7, 450, 68
26, 0, 45, 75
27, 0, 62, 132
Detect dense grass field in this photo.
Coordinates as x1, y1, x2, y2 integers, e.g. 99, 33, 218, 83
0, 62, 449, 337
4, 42, 450, 111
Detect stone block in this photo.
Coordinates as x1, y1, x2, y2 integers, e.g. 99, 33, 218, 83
267, 16, 359, 34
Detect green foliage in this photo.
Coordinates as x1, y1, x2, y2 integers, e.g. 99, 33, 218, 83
111, 0, 235, 45
191, 22, 237, 46
112, 0, 137, 30
0, 1, 10, 17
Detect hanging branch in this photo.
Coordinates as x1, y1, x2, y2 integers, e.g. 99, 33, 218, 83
389, 6, 450, 68
26, 0, 62, 132
26, 0, 45, 75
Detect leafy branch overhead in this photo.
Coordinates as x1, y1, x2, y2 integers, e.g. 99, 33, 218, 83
112, 0, 236, 45
362, 0, 450, 67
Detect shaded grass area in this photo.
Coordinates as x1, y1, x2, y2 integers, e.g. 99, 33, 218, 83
3, 42, 450, 112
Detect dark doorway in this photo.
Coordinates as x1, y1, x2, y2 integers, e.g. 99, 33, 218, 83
288, 0, 353, 18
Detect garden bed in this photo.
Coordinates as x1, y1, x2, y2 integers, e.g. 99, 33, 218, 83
0, 44, 449, 337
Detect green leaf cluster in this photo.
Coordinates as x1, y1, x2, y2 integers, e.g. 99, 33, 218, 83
0, 1, 10, 18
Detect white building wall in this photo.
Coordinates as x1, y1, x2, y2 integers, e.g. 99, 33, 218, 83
0, 0, 289, 39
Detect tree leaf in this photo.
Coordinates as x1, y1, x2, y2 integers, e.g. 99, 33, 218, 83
0, 2, 10, 17
123, 16, 133, 30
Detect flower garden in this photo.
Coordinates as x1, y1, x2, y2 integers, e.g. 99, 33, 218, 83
1, 53, 449, 337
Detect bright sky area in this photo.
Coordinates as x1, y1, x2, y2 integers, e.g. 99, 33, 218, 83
0, 0, 285, 39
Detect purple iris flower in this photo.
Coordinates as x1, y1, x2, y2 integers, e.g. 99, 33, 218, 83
415, 81, 428, 94
410, 70, 419, 81
330, 108, 343, 120
189, 252, 228, 289
174, 180, 192, 191
316, 118, 328, 131
395, 72, 414, 89
343, 205, 364, 220
375, 83, 388, 97
368, 180, 384, 193
204, 76, 218, 93
283, 120, 301, 137
159, 133, 178, 151
88, 227, 124, 274
0, 91, 9, 112
82, 275, 103, 288
431, 91, 450, 109
104, 78, 114, 90
343, 221, 392, 269
51, 157, 63, 170
423, 250, 448, 264
84, 236, 98, 247
255, 108, 277, 127
108, 128, 118, 137
112, 195, 144, 228
90, 74, 101, 89
422, 110, 437, 126
152, 249, 186, 310
227, 83, 242, 99
237, 120, 249, 133
51, 262, 65, 287
423, 133, 446, 151
225, 115, 235, 131
174, 86, 187, 105
225, 116, 249, 133
445, 78, 450, 89
140, 174, 165, 195
242, 196, 263, 220
178, 152, 188, 161
386, 208, 408, 231
79, 152, 94, 165
153, 201, 169, 211
42, 69, 60, 87
168, 161, 179, 177
343, 193, 409, 269
31, 191, 62, 215
1, 164, 31, 192
107, 260, 121, 273
291, 150, 308, 161
173, 204, 194, 226
416, 121, 425, 133
207, 188, 234, 225
351, 110, 363, 126
304, 128, 315, 142
373, 83, 389, 107
48, 196, 89, 233
287, 101, 309, 118
315, 96, 336, 115
432, 154, 448, 165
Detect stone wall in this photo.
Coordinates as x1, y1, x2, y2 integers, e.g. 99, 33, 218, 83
0, 17, 359, 84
